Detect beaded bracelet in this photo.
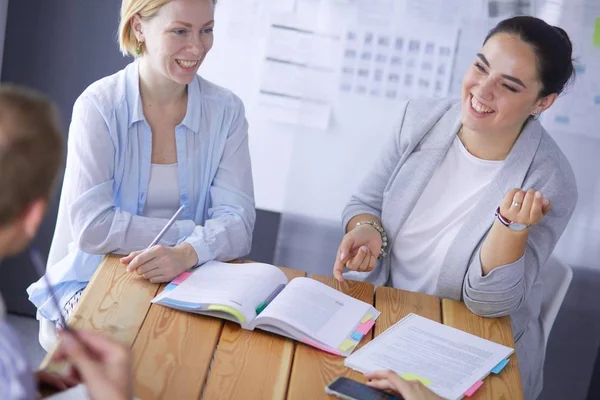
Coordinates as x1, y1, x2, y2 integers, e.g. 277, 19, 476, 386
355, 220, 388, 259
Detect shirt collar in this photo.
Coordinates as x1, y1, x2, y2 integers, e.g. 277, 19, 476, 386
126, 60, 145, 127
127, 60, 201, 134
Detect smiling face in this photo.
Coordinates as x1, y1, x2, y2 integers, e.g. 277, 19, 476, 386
133, 0, 215, 85
460, 32, 550, 137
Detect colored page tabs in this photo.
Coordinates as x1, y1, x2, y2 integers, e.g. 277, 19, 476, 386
164, 283, 177, 291
302, 338, 341, 356
351, 331, 364, 341
401, 373, 431, 386
491, 358, 510, 374
361, 313, 374, 323
207, 305, 247, 324
172, 271, 192, 285
356, 319, 375, 335
465, 381, 483, 397
339, 339, 358, 352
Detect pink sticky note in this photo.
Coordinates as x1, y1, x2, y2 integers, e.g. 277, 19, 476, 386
465, 381, 484, 397
302, 338, 342, 356
356, 320, 375, 335
172, 272, 192, 285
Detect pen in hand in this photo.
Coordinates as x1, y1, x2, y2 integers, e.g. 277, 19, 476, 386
147, 204, 186, 249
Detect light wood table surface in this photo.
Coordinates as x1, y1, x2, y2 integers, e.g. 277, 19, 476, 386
41, 255, 523, 400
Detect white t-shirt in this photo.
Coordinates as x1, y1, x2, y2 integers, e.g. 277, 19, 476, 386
143, 163, 180, 219
390, 136, 504, 295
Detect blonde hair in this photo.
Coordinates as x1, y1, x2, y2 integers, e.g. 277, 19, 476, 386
118, 0, 218, 57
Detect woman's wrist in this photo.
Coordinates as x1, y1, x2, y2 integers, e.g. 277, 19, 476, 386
176, 242, 198, 269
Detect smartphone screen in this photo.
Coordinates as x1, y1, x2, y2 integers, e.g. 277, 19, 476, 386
325, 377, 404, 400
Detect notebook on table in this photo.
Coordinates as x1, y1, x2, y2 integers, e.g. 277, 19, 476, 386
151, 261, 380, 356
344, 313, 514, 399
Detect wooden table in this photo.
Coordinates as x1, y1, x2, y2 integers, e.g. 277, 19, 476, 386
41, 255, 523, 400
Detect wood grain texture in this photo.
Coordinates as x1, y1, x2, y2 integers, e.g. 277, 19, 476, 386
41, 254, 160, 369
202, 268, 307, 400
374, 286, 441, 337
130, 286, 224, 400
442, 299, 523, 400
286, 276, 375, 400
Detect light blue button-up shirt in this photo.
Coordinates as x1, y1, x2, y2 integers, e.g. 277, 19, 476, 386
27, 61, 256, 322
0, 295, 35, 399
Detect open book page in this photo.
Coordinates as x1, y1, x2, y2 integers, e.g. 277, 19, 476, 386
345, 313, 514, 400
152, 262, 288, 325
252, 277, 377, 350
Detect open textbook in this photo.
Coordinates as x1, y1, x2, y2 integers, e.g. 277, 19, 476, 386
151, 261, 380, 356
345, 313, 514, 400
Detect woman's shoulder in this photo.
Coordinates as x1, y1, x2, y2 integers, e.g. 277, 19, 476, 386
528, 122, 578, 200
75, 63, 135, 114
195, 76, 244, 110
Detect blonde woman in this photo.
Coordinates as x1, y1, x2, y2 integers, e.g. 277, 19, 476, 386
28, 0, 255, 348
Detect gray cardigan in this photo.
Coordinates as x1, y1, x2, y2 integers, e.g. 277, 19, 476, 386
342, 98, 577, 399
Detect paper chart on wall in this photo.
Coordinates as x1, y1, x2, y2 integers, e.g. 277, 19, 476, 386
220, 0, 297, 38
402, 0, 485, 25
338, 19, 459, 101
258, 13, 341, 130
485, 0, 537, 20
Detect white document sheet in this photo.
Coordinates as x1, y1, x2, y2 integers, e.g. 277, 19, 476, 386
345, 313, 514, 400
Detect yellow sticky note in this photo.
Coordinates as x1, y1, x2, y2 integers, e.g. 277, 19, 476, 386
339, 339, 357, 352
594, 17, 600, 47
207, 305, 247, 324
401, 373, 431, 386
361, 313, 374, 323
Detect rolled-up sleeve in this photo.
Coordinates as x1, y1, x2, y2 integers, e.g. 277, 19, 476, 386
67, 95, 194, 255
184, 97, 256, 265
463, 168, 578, 317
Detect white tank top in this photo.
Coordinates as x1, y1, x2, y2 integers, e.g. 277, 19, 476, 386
143, 163, 181, 219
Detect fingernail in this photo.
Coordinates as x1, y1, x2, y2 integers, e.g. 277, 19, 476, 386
340, 252, 345, 260
544, 199, 550, 205
360, 246, 368, 253
535, 191, 542, 198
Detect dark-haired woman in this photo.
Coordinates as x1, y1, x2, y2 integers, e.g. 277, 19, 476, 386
333, 16, 577, 399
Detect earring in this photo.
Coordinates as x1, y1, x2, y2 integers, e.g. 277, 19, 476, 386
136, 41, 143, 56
531, 110, 540, 119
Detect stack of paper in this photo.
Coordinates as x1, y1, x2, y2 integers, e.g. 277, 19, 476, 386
345, 313, 514, 399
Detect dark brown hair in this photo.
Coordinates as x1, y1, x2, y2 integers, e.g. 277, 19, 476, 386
484, 16, 575, 97
0, 85, 64, 225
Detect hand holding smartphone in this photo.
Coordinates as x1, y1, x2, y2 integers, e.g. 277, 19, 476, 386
325, 377, 404, 400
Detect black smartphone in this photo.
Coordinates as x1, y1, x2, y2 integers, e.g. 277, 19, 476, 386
325, 377, 404, 400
